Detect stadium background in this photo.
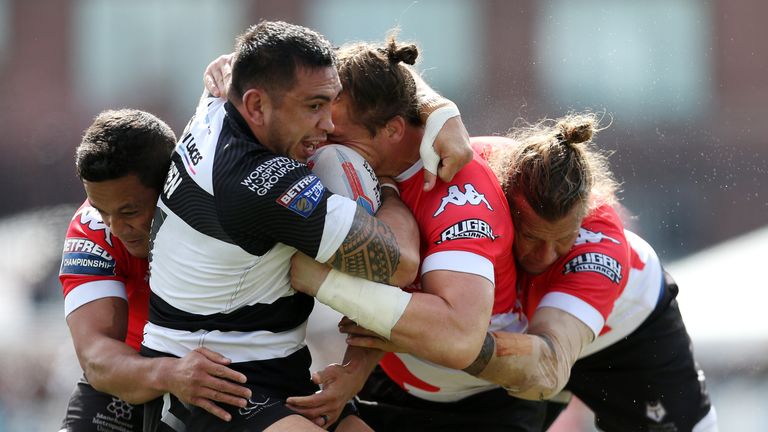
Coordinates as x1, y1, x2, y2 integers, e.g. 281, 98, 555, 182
0, 0, 765, 430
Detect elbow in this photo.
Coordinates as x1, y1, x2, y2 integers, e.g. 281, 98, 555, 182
443, 327, 489, 370
389, 250, 419, 287
507, 350, 571, 401
510, 372, 569, 401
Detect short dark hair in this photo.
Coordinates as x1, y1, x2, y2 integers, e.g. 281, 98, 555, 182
229, 20, 337, 102
75, 109, 176, 192
336, 34, 421, 136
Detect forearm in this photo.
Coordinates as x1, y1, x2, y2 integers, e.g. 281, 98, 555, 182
340, 346, 385, 395
80, 337, 173, 403
388, 291, 490, 369
374, 188, 420, 286
473, 308, 593, 400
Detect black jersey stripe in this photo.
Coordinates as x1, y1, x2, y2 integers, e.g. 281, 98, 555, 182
162, 155, 234, 244
149, 291, 314, 333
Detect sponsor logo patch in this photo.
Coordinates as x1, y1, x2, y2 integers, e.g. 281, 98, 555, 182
562, 252, 622, 283
436, 218, 498, 244
434, 184, 493, 216
645, 400, 667, 423
241, 157, 304, 196
575, 228, 621, 245
60, 238, 115, 276
163, 162, 183, 199
178, 131, 203, 174
76, 207, 113, 247
276, 175, 325, 218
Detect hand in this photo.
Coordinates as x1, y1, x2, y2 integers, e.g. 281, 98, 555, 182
285, 365, 360, 429
424, 116, 472, 191
290, 252, 331, 296
203, 53, 234, 98
339, 317, 407, 353
166, 347, 251, 422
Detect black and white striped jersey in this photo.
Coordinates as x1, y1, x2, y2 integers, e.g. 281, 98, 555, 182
143, 96, 358, 365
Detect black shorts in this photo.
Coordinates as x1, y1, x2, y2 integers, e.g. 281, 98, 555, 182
141, 346, 356, 432
356, 366, 547, 432
547, 271, 713, 432
59, 375, 143, 432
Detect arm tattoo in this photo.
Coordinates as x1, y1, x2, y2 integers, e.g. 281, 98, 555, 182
463, 332, 496, 376
328, 206, 401, 283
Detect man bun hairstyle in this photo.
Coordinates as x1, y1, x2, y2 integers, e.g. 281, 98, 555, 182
230, 20, 337, 103
336, 31, 421, 136
486, 112, 619, 221
75, 109, 176, 193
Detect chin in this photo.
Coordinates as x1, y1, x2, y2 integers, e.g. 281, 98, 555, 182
521, 263, 546, 275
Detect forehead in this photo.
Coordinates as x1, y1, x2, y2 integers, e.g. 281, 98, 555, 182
284, 66, 341, 100
83, 175, 157, 210
511, 194, 582, 239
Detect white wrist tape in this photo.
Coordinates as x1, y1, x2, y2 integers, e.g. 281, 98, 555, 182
315, 269, 411, 339
420, 102, 460, 175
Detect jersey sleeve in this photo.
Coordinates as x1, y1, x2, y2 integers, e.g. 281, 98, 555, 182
415, 156, 515, 285
59, 203, 128, 317
528, 205, 630, 337
215, 153, 357, 262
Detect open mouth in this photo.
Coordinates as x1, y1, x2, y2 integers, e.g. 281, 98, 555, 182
301, 137, 325, 158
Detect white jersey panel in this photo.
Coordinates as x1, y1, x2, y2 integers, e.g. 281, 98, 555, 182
580, 229, 663, 357
150, 201, 297, 315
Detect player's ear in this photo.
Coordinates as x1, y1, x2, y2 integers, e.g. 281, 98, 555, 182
242, 88, 267, 126
384, 116, 405, 143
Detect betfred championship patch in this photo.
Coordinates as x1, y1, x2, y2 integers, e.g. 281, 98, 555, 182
563, 252, 622, 283
435, 218, 498, 244
60, 238, 116, 276
276, 175, 325, 218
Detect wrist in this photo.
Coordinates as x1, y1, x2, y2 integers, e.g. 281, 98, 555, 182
379, 182, 400, 197
148, 357, 176, 394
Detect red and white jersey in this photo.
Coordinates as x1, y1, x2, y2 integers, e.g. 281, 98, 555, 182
520, 204, 663, 357
379, 137, 524, 402
59, 200, 150, 351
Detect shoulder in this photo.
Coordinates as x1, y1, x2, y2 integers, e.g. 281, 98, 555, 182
60, 201, 127, 279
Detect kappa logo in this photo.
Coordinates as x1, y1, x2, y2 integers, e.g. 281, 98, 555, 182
434, 184, 492, 216
645, 400, 667, 423
575, 228, 621, 246
563, 252, 623, 284
436, 219, 498, 244
76, 207, 112, 247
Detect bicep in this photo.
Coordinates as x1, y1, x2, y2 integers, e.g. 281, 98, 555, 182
66, 297, 129, 355
420, 269, 495, 330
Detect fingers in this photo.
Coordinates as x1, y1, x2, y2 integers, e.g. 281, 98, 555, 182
437, 158, 459, 183
422, 170, 437, 191
194, 398, 233, 422
338, 323, 377, 337
192, 348, 247, 384
204, 74, 221, 97
345, 335, 386, 350
202, 54, 233, 98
